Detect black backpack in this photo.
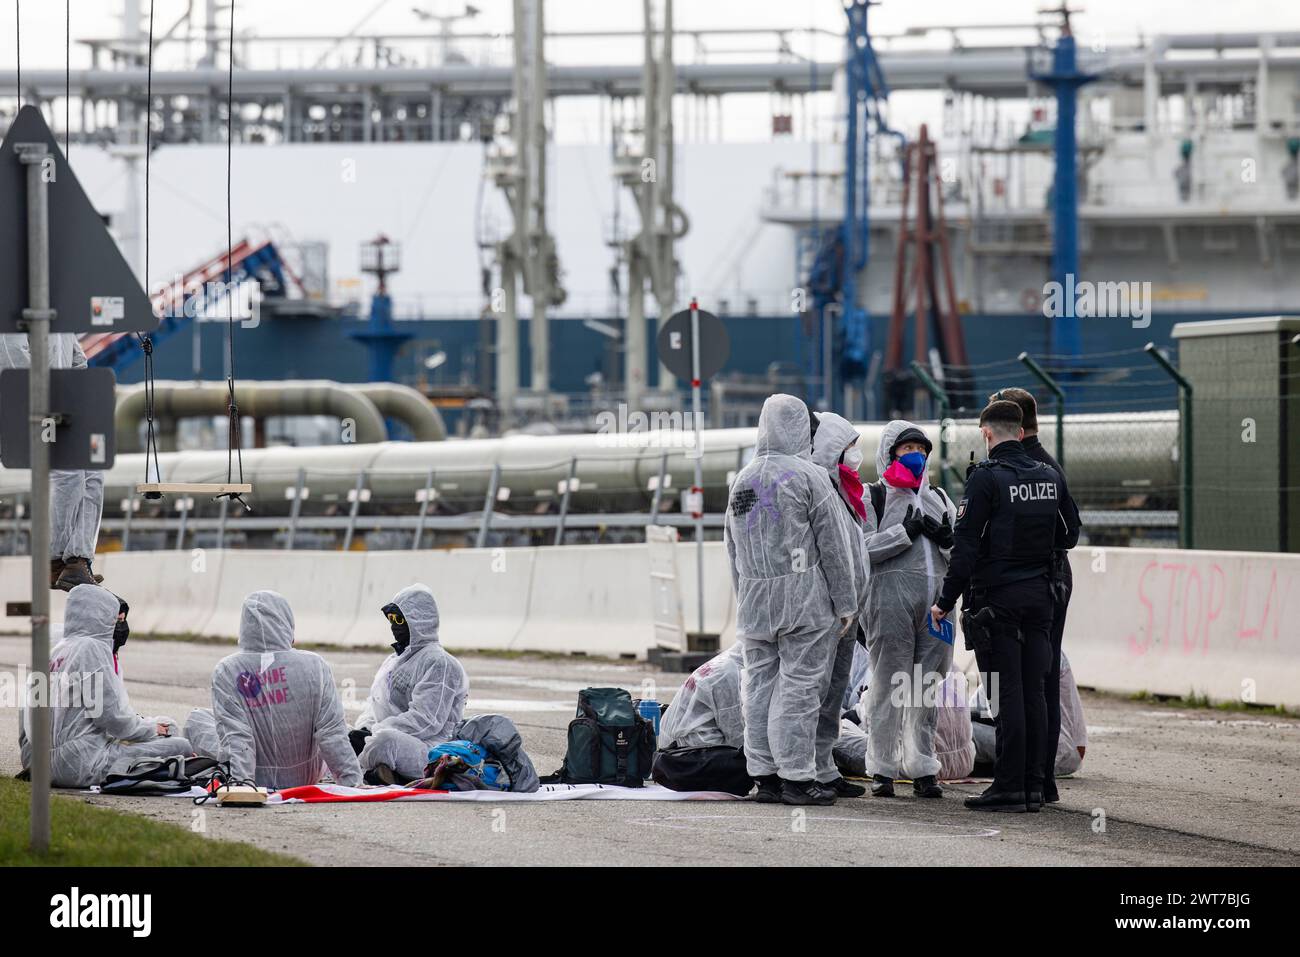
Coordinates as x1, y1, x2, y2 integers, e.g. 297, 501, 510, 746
651, 745, 752, 796
543, 688, 656, 787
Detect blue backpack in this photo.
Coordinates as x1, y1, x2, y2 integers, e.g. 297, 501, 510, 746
425, 740, 508, 791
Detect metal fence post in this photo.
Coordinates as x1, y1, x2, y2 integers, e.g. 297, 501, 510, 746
909, 360, 957, 492
17, 139, 53, 853
286, 468, 306, 551
476, 463, 501, 548
12, 493, 24, 554
216, 494, 229, 550
1018, 352, 1066, 468
343, 470, 367, 552
554, 456, 577, 546
413, 469, 434, 550
649, 452, 668, 526
175, 498, 190, 550
1144, 343, 1194, 549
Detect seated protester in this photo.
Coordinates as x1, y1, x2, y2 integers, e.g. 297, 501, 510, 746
834, 670, 975, 782
18, 585, 191, 788
972, 650, 1087, 778
184, 591, 361, 789
352, 584, 469, 785
659, 643, 745, 750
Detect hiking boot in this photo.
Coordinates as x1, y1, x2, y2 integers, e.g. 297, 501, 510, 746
912, 775, 944, 798
752, 774, 782, 803
964, 788, 1028, 812
1026, 791, 1043, 813
827, 776, 866, 798
1043, 780, 1060, 804
870, 774, 895, 798
781, 779, 836, 806
54, 557, 97, 591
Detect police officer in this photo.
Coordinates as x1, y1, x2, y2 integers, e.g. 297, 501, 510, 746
929, 400, 1079, 812
992, 388, 1082, 805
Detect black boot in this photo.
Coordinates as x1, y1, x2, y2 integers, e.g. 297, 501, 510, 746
781, 779, 836, 806
912, 775, 943, 798
49, 559, 65, 589
1043, 780, 1060, 803
826, 776, 866, 798
1026, 791, 1043, 812
752, 774, 782, 804
870, 774, 895, 797
54, 557, 97, 591
964, 788, 1028, 812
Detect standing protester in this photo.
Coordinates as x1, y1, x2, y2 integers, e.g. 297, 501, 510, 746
724, 394, 860, 807
860, 420, 958, 799
809, 411, 870, 799
990, 388, 1082, 803
0, 335, 105, 590
931, 400, 1080, 812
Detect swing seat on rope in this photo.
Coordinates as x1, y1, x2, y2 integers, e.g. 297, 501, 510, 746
134, 483, 253, 496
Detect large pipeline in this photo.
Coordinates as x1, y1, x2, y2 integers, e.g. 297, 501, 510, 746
0, 411, 1177, 515
114, 380, 445, 451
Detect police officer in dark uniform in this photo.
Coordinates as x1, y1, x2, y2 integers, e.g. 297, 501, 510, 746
992, 388, 1082, 805
929, 400, 1080, 812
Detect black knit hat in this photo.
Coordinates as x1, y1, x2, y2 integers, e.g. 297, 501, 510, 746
890, 426, 933, 458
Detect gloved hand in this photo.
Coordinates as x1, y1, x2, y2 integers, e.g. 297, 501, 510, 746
923, 513, 954, 549
837, 614, 857, 638
349, 727, 372, 756
901, 505, 926, 541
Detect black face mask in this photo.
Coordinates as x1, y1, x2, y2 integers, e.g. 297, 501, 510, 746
382, 603, 410, 654
113, 599, 130, 654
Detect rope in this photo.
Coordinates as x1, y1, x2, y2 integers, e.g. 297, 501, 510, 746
138, 0, 163, 497
224, 0, 246, 506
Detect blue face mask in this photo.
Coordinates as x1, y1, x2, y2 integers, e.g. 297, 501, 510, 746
898, 451, 927, 478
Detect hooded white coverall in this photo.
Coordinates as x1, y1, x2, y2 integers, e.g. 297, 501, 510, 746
724, 394, 861, 782
184, 590, 362, 788
18, 584, 190, 787
354, 584, 469, 780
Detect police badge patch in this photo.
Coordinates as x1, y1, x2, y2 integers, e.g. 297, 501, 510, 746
956, 498, 967, 520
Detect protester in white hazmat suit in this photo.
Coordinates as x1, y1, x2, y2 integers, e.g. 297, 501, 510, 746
809, 411, 871, 798
861, 420, 959, 798
658, 643, 745, 750
723, 394, 861, 806
0, 334, 105, 591
973, 650, 1088, 777
351, 584, 469, 784
17, 584, 190, 787
184, 590, 361, 789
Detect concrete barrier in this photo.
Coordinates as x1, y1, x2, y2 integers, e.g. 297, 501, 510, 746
2, 544, 1297, 707
1063, 546, 1300, 708
346, 549, 535, 651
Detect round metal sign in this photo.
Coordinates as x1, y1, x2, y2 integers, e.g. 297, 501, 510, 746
656, 307, 730, 381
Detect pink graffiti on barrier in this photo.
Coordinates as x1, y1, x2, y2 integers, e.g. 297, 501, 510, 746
1126, 560, 1225, 657
1126, 559, 1298, 657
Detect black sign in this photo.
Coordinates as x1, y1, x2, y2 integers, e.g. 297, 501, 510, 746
0, 368, 118, 469
0, 105, 157, 335
656, 306, 730, 381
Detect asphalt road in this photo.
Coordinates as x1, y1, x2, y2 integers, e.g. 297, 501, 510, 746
2, 636, 1298, 867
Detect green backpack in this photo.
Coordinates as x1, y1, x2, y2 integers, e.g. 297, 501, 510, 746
545, 688, 656, 788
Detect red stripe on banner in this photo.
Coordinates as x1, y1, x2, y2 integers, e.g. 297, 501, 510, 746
277, 785, 448, 803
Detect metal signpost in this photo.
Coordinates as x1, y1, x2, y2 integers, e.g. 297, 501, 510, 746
0, 106, 150, 853
657, 300, 729, 640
